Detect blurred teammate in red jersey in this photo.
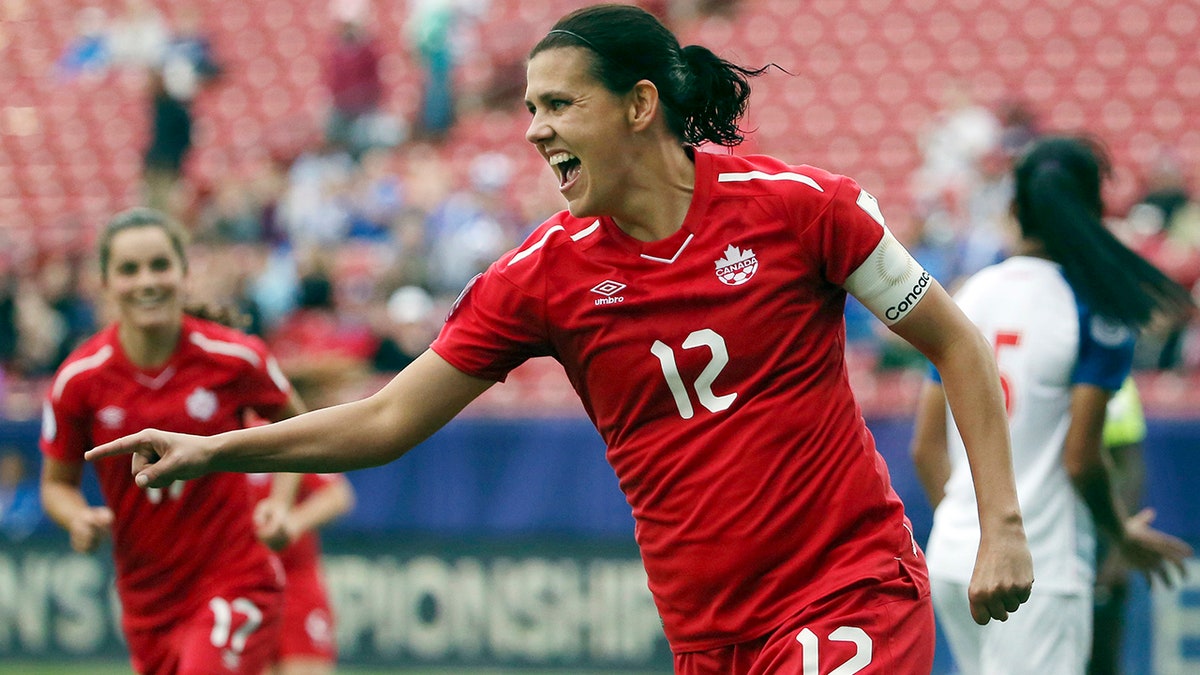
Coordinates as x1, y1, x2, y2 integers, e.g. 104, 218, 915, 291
251, 471, 355, 675
41, 207, 306, 675
91, 5, 1034, 673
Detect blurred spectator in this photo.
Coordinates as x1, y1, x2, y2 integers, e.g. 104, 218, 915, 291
54, 6, 112, 82
279, 140, 357, 246
0, 269, 17, 369
108, 0, 169, 74
405, 0, 474, 140
194, 154, 289, 246
423, 154, 515, 295
266, 261, 377, 408
36, 254, 97, 370
372, 285, 437, 372
346, 148, 405, 242
996, 98, 1040, 161
324, 1, 396, 159
160, 4, 222, 103
142, 68, 194, 213
1126, 153, 1200, 370
0, 448, 42, 540
911, 81, 1001, 251
11, 273, 70, 378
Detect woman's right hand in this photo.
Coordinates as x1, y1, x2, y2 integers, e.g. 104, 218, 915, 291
68, 506, 114, 553
86, 428, 214, 488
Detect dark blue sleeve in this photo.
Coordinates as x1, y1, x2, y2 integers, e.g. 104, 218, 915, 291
1072, 302, 1135, 390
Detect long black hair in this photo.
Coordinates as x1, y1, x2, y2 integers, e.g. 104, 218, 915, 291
1013, 136, 1194, 327
529, 3, 771, 147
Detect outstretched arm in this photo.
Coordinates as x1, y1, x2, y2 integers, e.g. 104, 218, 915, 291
87, 350, 494, 488
891, 282, 1034, 625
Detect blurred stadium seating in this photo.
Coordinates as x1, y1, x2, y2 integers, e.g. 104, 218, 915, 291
2, 0, 1197, 242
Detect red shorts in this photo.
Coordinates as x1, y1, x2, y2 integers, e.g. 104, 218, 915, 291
126, 575, 283, 675
275, 562, 337, 662
674, 557, 934, 675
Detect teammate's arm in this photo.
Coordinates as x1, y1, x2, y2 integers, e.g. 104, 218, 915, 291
255, 388, 308, 547
41, 457, 113, 553
910, 379, 951, 509
1066, 384, 1191, 584
890, 283, 1033, 625
88, 349, 495, 487
280, 476, 356, 550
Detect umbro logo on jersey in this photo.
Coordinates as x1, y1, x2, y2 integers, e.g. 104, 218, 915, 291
591, 280, 626, 305
715, 244, 758, 286
98, 405, 125, 429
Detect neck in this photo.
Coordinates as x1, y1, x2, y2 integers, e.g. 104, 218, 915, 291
118, 321, 182, 369
610, 142, 695, 242
1012, 238, 1050, 260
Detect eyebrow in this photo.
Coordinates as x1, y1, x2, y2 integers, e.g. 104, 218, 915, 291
525, 89, 574, 107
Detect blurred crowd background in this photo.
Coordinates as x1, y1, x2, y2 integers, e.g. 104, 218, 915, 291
1, 0, 1199, 501
1, 3, 1199, 672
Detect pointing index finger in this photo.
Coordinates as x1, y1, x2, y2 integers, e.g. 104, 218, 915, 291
85, 431, 159, 463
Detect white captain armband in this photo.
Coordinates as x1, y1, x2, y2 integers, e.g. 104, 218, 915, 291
843, 228, 932, 326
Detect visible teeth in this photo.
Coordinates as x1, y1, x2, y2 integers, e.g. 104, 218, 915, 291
549, 152, 577, 166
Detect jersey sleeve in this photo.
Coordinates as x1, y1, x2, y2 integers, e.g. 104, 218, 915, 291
1072, 308, 1135, 390
241, 336, 293, 419
811, 175, 889, 286
431, 258, 553, 382
40, 378, 91, 464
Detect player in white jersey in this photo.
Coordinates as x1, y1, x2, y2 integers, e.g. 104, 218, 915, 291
911, 136, 1194, 675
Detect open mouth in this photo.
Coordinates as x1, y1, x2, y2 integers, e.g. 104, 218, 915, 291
549, 152, 581, 190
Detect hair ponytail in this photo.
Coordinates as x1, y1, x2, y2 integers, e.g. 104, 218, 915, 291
1014, 136, 1194, 328
672, 45, 764, 146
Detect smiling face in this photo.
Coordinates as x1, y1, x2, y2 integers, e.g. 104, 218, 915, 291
524, 46, 638, 219
103, 225, 187, 332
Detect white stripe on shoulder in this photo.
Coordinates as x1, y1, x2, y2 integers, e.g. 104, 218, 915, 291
265, 355, 291, 393
508, 225, 565, 266
718, 170, 824, 192
190, 332, 262, 367
53, 344, 114, 401
571, 219, 600, 241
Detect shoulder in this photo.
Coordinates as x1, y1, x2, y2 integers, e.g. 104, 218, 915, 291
49, 327, 118, 403
494, 210, 599, 276
705, 152, 853, 203
182, 315, 273, 370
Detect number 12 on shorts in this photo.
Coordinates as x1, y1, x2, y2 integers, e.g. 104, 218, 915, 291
795, 626, 872, 675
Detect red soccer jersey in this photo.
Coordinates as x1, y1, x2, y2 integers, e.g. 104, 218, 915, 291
41, 315, 291, 633
432, 151, 920, 650
245, 472, 342, 572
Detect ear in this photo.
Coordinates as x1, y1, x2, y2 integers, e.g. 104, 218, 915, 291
627, 80, 660, 133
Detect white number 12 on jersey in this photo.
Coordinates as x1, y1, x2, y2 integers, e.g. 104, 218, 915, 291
651, 329, 737, 420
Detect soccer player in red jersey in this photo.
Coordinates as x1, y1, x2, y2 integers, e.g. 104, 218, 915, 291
41, 207, 306, 675
250, 471, 355, 675
91, 5, 1034, 673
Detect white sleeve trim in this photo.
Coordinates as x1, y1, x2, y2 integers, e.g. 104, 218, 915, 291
843, 228, 932, 325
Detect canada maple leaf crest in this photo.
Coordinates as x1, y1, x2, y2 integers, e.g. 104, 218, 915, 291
714, 244, 759, 286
